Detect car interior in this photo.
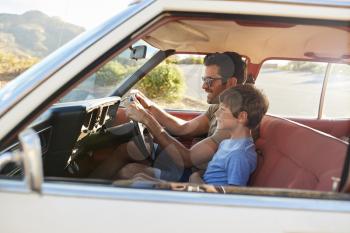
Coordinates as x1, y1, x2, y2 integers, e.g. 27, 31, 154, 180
1, 12, 350, 198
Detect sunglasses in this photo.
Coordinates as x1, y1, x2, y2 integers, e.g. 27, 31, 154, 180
201, 76, 226, 87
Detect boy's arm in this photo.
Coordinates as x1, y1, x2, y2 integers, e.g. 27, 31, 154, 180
132, 172, 165, 183
144, 113, 218, 168
126, 101, 220, 168
146, 116, 233, 168
126, 100, 233, 168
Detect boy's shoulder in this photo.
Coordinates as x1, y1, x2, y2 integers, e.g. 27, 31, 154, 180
220, 138, 255, 152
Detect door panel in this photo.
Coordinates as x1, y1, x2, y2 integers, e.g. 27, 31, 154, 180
167, 110, 203, 121
1, 187, 350, 233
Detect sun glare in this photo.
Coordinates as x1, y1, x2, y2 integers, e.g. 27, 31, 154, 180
1, 0, 132, 29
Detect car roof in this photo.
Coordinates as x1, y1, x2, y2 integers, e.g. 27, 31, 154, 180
144, 18, 349, 64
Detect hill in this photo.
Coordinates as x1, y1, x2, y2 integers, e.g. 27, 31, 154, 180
0, 10, 85, 58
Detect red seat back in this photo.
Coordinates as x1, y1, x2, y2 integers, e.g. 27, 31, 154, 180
250, 115, 348, 191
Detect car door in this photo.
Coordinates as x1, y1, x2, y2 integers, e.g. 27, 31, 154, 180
1, 1, 350, 233
1, 180, 350, 233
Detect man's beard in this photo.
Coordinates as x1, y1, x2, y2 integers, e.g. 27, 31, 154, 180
207, 84, 226, 104
208, 94, 220, 104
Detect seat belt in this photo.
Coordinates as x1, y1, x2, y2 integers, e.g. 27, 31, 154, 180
339, 142, 350, 192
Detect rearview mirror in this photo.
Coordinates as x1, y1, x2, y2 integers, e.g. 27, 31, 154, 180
130, 45, 147, 60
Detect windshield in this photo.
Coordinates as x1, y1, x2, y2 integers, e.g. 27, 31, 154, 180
60, 40, 159, 102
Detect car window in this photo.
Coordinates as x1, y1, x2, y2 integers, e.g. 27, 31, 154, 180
60, 40, 159, 102
132, 54, 208, 111
0, 2, 131, 90
256, 60, 350, 119
322, 64, 350, 119
255, 60, 327, 118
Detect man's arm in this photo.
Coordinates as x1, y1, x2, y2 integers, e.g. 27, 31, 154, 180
134, 91, 209, 137
148, 104, 210, 137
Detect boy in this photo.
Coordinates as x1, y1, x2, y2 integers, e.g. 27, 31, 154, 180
190, 84, 268, 186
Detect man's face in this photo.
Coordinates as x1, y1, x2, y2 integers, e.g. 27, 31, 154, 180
202, 65, 230, 104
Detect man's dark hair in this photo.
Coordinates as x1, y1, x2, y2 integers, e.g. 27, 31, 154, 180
204, 52, 245, 84
219, 84, 269, 129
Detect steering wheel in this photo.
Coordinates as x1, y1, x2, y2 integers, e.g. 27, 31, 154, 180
128, 94, 154, 159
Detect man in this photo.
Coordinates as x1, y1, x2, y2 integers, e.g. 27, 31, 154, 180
91, 52, 246, 181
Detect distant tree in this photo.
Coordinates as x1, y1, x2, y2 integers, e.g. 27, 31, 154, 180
137, 63, 185, 102
178, 56, 203, 64
278, 61, 324, 74
95, 61, 127, 86
165, 55, 179, 64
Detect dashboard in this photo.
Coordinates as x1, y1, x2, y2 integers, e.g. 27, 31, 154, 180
1, 97, 121, 177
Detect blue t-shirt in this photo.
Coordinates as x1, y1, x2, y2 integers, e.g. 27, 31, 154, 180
203, 138, 257, 186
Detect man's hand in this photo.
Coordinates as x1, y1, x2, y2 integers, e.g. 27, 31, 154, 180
130, 89, 155, 110
125, 99, 148, 123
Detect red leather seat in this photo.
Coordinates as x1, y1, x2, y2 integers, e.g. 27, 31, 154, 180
250, 115, 348, 191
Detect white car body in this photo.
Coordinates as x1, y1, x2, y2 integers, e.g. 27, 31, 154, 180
0, 0, 350, 232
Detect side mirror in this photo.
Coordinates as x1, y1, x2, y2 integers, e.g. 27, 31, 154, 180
20, 128, 43, 192
130, 45, 147, 60
0, 128, 43, 192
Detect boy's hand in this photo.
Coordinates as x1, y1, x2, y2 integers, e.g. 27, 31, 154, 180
189, 171, 204, 184
132, 172, 165, 183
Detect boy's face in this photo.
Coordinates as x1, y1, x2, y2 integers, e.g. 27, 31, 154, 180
215, 103, 239, 130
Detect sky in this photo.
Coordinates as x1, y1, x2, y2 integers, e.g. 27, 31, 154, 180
1, 0, 133, 29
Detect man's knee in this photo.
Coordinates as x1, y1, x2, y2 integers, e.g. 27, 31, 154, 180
125, 141, 148, 161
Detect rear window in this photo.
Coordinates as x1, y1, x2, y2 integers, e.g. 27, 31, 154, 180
255, 60, 350, 119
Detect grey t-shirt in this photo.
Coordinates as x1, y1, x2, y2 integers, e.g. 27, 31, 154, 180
205, 104, 219, 137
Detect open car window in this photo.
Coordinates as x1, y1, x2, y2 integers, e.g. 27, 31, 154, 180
255, 60, 327, 118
